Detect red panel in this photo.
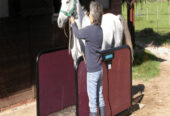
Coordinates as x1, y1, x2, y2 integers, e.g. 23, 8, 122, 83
103, 47, 131, 116
77, 60, 101, 116
37, 49, 75, 116
77, 61, 89, 116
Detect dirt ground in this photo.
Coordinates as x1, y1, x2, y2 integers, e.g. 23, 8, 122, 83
131, 43, 170, 116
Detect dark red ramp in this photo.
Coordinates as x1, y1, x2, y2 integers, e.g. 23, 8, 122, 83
36, 47, 76, 116
101, 45, 132, 116
76, 58, 101, 116
76, 58, 89, 116
76, 45, 132, 116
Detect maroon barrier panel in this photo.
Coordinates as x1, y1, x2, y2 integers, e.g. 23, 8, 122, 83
76, 45, 132, 116
36, 47, 76, 116
76, 58, 101, 116
101, 45, 132, 116
76, 58, 89, 116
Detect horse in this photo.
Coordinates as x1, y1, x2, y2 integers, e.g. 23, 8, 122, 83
57, 0, 133, 67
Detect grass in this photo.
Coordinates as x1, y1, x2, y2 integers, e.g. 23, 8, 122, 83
121, 1, 169, 80
132, 47, 160, 80
122, 1, 170, 45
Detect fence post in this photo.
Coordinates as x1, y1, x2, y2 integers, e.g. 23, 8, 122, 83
168, 6, 170, 25
157, 7, 159, 32
144, 3, 146, 19
147, 7, 148, 20
127, 0, 135, 48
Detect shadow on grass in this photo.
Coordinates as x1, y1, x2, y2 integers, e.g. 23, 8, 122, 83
133, 46, 165, 66
135, 28, 170, 47
132, 48, 164, 80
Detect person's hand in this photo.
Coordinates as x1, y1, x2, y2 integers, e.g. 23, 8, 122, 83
69, 16, 75, 24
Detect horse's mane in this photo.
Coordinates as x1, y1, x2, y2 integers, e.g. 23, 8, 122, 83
80, 6, 89, 16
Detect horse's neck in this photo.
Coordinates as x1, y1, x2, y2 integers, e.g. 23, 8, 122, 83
71, 0, 90, 63
74, 0, 83, 28
75, 0, 90, 29
73, 0, 90, 47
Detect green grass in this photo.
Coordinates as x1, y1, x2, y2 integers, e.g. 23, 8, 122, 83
121, 1, 169, 80
132, 48, 160, 80
122, 1, 170, 45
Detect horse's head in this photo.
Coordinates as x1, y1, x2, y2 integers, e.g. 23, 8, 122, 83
58, 0, 76, 28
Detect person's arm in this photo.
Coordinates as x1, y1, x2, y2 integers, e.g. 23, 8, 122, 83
71, 22, 88, 40
70, 16, 88, 40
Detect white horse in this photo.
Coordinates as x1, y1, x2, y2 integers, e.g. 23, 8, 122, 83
57, 0, 133, 67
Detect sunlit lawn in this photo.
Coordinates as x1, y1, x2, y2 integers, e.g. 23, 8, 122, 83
121, 1, 169, 80
122, 1, 170, 45
122, 1, 170, 33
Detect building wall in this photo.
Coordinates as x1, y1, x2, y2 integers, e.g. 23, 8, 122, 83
0, 0, 67, 109
0, 0, 122, 109
104, 0, 122, 14
0, 0, 9, 18
81, 0, 122, 14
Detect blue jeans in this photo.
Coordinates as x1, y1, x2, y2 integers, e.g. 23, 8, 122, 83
87, 69, 105, 113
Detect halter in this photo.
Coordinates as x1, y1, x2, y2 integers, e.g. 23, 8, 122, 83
60, 0, 76, 17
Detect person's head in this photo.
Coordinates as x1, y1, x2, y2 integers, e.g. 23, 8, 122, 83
89, 1, 103, 26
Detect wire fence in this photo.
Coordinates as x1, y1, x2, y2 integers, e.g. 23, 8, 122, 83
122, 0, 170, 33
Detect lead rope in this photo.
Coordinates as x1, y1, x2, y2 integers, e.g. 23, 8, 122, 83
69, 20, 86, 64
68, 21, 72, 54
64, 24, 69, 38
67, 0, 86, 64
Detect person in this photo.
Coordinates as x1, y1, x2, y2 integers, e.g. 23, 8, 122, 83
69, 1, 105, 116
